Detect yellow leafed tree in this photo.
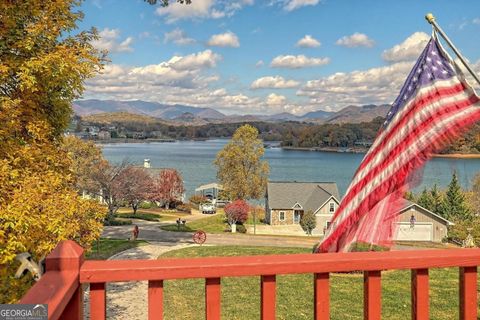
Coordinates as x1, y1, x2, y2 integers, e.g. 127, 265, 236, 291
0, 0, 106, 302
214, 125, 269, 200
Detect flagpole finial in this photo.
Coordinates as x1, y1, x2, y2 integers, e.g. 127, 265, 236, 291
425, 13, 435, 24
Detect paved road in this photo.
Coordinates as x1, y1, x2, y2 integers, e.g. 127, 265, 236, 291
102, 219, 320, 249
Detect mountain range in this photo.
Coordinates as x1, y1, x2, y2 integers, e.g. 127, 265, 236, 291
73, 99, 390, 124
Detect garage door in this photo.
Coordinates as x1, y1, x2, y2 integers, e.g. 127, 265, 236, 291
394, 222, 432, 241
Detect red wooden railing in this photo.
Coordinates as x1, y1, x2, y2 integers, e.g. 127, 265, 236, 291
19, 240, 480, 320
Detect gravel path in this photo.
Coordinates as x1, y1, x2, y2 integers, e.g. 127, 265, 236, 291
84, 242, 190, 320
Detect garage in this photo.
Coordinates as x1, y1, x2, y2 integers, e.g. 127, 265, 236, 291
394, 222, 433, 241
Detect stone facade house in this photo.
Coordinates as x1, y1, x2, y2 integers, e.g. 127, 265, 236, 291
265, 181, 340, 236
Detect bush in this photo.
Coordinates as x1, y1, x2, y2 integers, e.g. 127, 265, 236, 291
139, 201, 155, 209
177, 204, 192, 213
104, 218, 132, 226
300, 210, 316, 235
236, 224, 247, 233
189, 195, 207, 205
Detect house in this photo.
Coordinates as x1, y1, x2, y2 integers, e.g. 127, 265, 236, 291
265, 181, 340, 236
393, 201, 453, 242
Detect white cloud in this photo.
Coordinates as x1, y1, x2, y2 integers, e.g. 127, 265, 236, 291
296, 35, 321, 48
164, 28, 196, 45
297, 61, 415, 110
207, 31, 240, 47
382, 32, 430, 63
92, 28, 134, 53
155, 0, 253, 23
270, 54, 330, 68
251, 76, 299, 89
255, 60, 265, 67
284, 0, 320, 11
473, 18, 480, 25
266, 93, 287, 105
336, 33, 375, 48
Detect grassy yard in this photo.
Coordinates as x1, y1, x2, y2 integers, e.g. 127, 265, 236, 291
158, 246, 468, 320
160, 213, 229, 233
86, 238, 148, 260
115, 211, 162, 221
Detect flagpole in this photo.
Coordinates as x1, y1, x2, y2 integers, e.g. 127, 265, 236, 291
425, 13, 480, 86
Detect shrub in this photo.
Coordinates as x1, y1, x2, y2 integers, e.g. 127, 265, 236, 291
236, 224, 247, 233
139, 201, 155, 209
177, 204, 192, 213
104, 219, 132, 226
189, 195, 207, 205
300, 210, 316, 235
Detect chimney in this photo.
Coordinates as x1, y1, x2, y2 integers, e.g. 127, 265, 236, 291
144, 159, 151, 168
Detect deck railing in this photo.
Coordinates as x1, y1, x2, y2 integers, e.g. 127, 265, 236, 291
19, 240, 479, 320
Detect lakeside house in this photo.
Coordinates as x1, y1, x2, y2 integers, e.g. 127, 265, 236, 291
265, 181, 453, 242
265, 181, 340, 236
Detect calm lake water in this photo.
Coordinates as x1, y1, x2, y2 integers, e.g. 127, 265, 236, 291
101, 139, 480, 198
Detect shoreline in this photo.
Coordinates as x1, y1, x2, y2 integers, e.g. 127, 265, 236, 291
282, 146, 480, 159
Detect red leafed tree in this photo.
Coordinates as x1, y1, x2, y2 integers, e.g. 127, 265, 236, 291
224, 200, 249, 226
152, 169, 185, 209
115, 166, 154, 214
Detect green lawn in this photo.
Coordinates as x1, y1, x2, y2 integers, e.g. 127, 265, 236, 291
86, 238, 148, 260
158, 246, 469, 320
160, 214, 229, 233
115, 211, 162, 221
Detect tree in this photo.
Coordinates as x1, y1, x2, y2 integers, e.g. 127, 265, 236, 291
441, 172, 472, 221
214, 125, 269, 200
0, 1, 105, 302
417, 188, 434, 211
300, 210, 317, 235
61, 136, 106, 192
429, 184, 444, 215
91, 161, 129, 220
115, 166, 154, 214
152, 169, 185, 209
467, 172, 480, 216
224, 200, 249, 231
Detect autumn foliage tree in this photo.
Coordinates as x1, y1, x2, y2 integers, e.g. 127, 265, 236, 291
0, 0, 105, 302
224, 200, 249, 227
214, 125, 269, 200
115, 166, 154, 214
151, 169, 185, 209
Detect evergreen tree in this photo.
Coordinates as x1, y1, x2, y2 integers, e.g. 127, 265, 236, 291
417, 188, 434, 211
300, 210, 317, 235
429, 184, 444, 216
442, 172, 472, 221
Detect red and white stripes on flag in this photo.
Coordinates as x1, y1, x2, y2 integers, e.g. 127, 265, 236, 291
318, 33, 480, 253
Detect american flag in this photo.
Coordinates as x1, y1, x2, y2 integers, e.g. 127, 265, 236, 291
318, 33, 480, 253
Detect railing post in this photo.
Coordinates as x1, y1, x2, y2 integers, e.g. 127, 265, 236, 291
90, 282, 106, 320
364, 271, 381, 320
205, 277, 221, 320
148, 280, 164, 320
411, 269, 429, 320
459, 266, 477, 320
20, 240, 84, 320
261, 275, 276, 320
314, 273, 330, 320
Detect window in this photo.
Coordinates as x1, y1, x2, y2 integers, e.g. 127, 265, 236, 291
326, 221, 331, 228
329, 202, 335, 213
279, 211, 286, 221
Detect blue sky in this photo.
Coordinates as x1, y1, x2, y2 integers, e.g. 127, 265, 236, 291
80, 0, 480, 115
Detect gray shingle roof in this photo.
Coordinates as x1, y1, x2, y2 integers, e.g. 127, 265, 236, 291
267, 181, 340, 212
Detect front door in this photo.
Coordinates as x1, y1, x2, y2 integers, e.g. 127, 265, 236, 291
294, 210, 302, 224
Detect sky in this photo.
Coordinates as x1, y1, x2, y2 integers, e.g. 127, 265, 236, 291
79, 0, 480, 115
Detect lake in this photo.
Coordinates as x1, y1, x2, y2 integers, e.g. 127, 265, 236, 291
101, 139, 480, 198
